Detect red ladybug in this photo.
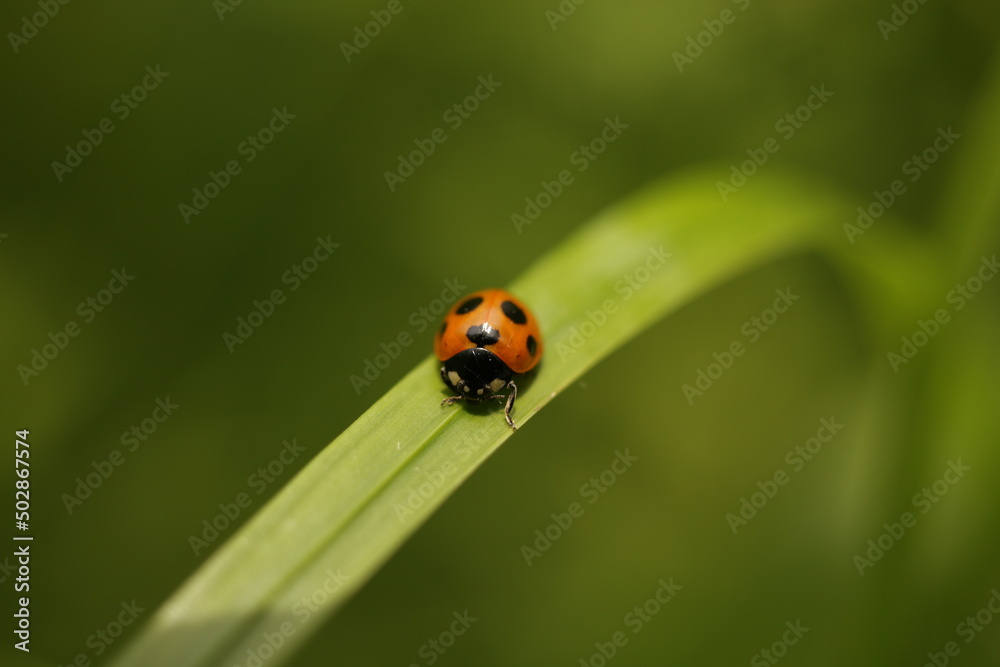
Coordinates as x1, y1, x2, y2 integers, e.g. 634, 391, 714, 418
434, 289, 543, 430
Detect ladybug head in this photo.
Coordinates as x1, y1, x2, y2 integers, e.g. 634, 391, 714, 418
440, 347, 513, 402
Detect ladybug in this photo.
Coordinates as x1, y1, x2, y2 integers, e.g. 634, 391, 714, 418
435, 289, 543, 430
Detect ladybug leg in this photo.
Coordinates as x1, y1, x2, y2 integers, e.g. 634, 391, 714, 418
441, 396, 465, 407
503, 380, 518, 430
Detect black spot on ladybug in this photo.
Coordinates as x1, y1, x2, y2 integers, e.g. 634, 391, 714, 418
527, 335, 537, 357
456, 297, 483, 314
501, 300, 527, 324
466, 324, 500, 347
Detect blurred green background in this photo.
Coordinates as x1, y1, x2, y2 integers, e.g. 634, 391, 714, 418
3, 0, 999, 665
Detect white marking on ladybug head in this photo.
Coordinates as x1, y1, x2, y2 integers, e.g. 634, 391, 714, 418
462, 384, 470, 393
448, 371, 461, 387
490, 378, 506, 393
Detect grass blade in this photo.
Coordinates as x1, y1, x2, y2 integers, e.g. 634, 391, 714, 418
110, 168, 853, 667
933, 50, 1000, 267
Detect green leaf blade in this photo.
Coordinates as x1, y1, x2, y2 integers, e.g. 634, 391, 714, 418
110, 168, 855, 667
